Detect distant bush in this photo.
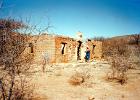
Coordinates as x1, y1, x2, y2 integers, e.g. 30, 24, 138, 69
129, 33, 140, 45
102, 38, 130, 57
90, 36, 106, 41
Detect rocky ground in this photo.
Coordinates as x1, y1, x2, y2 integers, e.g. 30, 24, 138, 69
29, 60, 140, 100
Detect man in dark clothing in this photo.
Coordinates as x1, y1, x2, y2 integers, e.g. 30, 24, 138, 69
85, 47, 90, 62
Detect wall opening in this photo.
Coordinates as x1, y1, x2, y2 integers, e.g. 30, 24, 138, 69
29, 43, 34, 53
88, 39, 91, 41
77, 41, 82, 60
92, 45, 96, 54
61, 42, 67, 55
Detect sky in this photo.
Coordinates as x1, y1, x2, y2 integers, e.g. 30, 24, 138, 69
0, 0, 140, 39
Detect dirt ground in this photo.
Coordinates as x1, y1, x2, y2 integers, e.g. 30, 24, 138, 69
29, 60, 140, 100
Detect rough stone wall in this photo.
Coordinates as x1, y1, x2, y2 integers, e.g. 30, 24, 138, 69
78, 42, 86, 61
91, 40, 102, 59
55, 36, 77, 63
86, 40, 102, 60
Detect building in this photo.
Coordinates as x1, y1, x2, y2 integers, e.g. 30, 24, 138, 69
26, 33, 102, 63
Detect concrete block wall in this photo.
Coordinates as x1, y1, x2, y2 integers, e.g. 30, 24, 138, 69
29, 34, 56, 63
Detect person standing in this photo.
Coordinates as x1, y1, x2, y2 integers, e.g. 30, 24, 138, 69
85, 47, 90, 62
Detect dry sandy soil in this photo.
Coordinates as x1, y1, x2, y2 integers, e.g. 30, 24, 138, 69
29, 60, 140, 100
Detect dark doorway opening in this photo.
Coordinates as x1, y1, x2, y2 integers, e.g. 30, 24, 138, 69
29, 43, 33, 53
61, 42, 67, 55
77, 41, 82, 60
92, 45, 96, 54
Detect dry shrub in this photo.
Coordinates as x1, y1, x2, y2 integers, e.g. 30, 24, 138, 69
68, 72, 90, 86
0, 19, 35, 100
103, 35, 140, 67
102, 38, 129, 57
107, 56, 129, 85
12, 75, 35, 100
103, 39, 131, 84
102, 36, 138, 84
129, 33, 140, 45
0, 72, 35, 100
0, 17, 51, 99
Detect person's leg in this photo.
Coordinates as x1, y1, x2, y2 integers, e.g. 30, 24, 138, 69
87, 55, 90, 62
85, 55, 87, 62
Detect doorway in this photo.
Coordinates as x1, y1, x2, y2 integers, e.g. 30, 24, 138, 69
61, 42, 67, 55
92, 45, 96, 54
77, 41, 82, 60
29, 43, 34, 53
